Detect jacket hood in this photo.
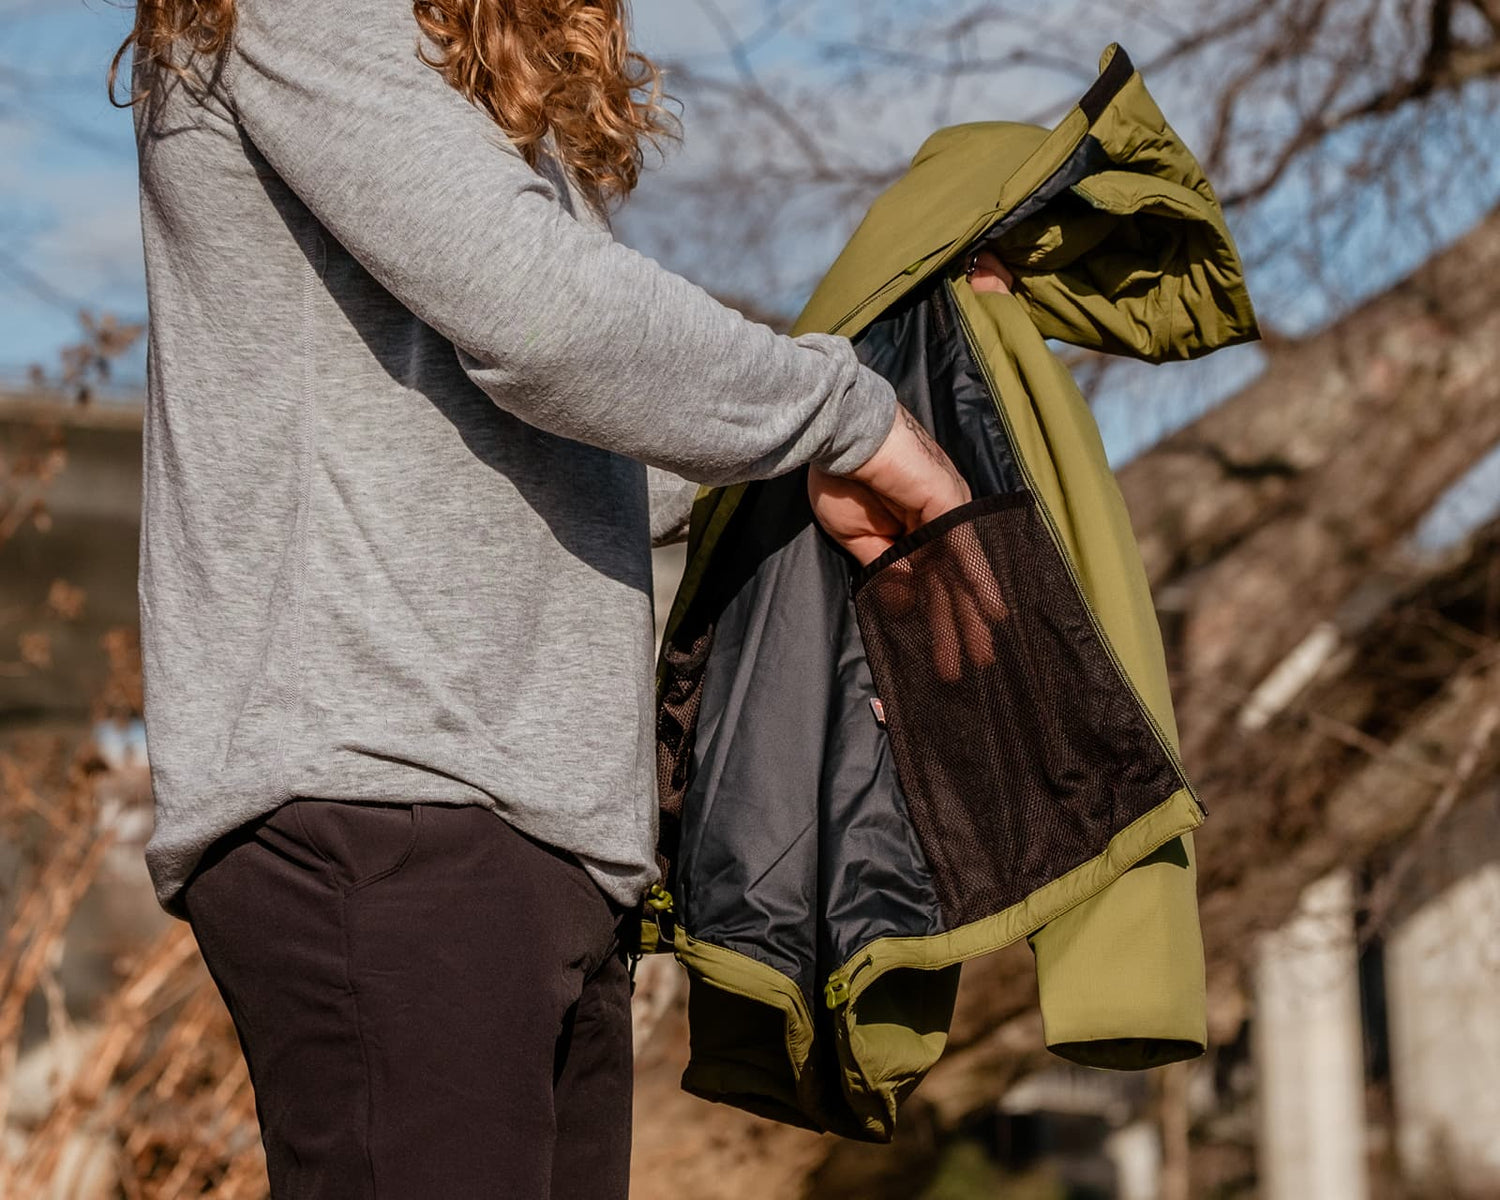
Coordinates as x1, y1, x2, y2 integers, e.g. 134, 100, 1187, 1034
793, 44, 1259, 361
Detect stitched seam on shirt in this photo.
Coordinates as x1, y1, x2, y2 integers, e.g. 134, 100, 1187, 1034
275, 236, 323, 802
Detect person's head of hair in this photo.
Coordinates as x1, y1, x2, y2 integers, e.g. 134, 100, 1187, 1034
111, 0, 678, 210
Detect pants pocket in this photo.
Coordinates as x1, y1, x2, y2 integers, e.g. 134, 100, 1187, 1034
283, 799, 423, 893
851, 491, 1182, 927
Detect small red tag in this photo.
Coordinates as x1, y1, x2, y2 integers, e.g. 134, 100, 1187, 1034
870, 697, 887, 727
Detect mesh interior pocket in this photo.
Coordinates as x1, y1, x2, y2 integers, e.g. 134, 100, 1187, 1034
656, 625, 714, 884
852, 491, 1183, 927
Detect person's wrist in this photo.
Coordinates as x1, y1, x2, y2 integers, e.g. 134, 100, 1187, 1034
843, 410, 905, 490
817, 367, 899, 479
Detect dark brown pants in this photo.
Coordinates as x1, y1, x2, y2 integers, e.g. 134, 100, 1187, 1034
182, 800, 633, 1199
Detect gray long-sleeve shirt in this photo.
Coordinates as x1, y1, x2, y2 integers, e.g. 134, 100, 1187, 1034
135, 0, 897, 913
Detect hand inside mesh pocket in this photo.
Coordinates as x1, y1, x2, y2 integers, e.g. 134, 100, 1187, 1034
852, 491, 1188, 926
857, 500, 1012, 684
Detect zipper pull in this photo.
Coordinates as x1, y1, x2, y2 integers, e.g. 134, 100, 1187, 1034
824, 955, 874, 1009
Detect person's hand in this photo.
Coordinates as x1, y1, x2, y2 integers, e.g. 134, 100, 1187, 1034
812, 423, 1005, 682
809, 246, 1014, 567
810, 404, 970, 567
810, 244, 1016, 681
966, 247, 1014, 295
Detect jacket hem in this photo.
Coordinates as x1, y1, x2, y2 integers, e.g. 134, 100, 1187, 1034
824, 784, 1203, 1006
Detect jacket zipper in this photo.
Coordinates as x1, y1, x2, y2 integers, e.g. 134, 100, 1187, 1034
823, 286, 1206, 1018
824, 953, 874, 1009
947, 279, 1206, 817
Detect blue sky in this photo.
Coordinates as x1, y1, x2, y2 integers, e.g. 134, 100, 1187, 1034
3, 0, 1498, 513
0, 0, 143, 386
5, 0, 1494, 378
0, 0, 1186, 388
0, 0, 781, 388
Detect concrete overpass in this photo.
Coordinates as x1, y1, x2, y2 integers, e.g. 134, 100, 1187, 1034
0, 390, 142, 727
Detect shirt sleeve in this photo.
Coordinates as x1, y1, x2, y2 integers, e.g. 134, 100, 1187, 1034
646, 466, 699, 548
220, 0, 896, 484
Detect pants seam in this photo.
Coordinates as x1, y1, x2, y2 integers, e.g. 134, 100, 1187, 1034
338, 886, 381, 1199
345, 805, 424, 894
290, 801, 336, 872
581, 916, 627, 985
291, 800, 423, 895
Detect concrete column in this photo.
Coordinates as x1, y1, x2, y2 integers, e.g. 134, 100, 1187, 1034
1253, 870, 1369, 1200
1104, 1121, 1161, 1200
1385, 862, 1500, 1192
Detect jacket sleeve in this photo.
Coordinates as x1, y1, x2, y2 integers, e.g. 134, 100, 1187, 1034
221, 0, 896, 485
1029, 834, 1207, 1068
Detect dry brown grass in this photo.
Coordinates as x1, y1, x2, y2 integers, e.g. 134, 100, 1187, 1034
0, 737, 266, 1198
3, 385, 265, 1195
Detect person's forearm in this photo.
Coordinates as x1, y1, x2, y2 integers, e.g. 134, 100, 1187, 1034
224, 0, 896, 484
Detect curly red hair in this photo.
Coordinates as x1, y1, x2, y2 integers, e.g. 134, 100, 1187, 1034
112, 0, 676, 209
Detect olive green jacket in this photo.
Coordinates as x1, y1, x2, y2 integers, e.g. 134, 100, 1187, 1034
648, 45, 1258, 1142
